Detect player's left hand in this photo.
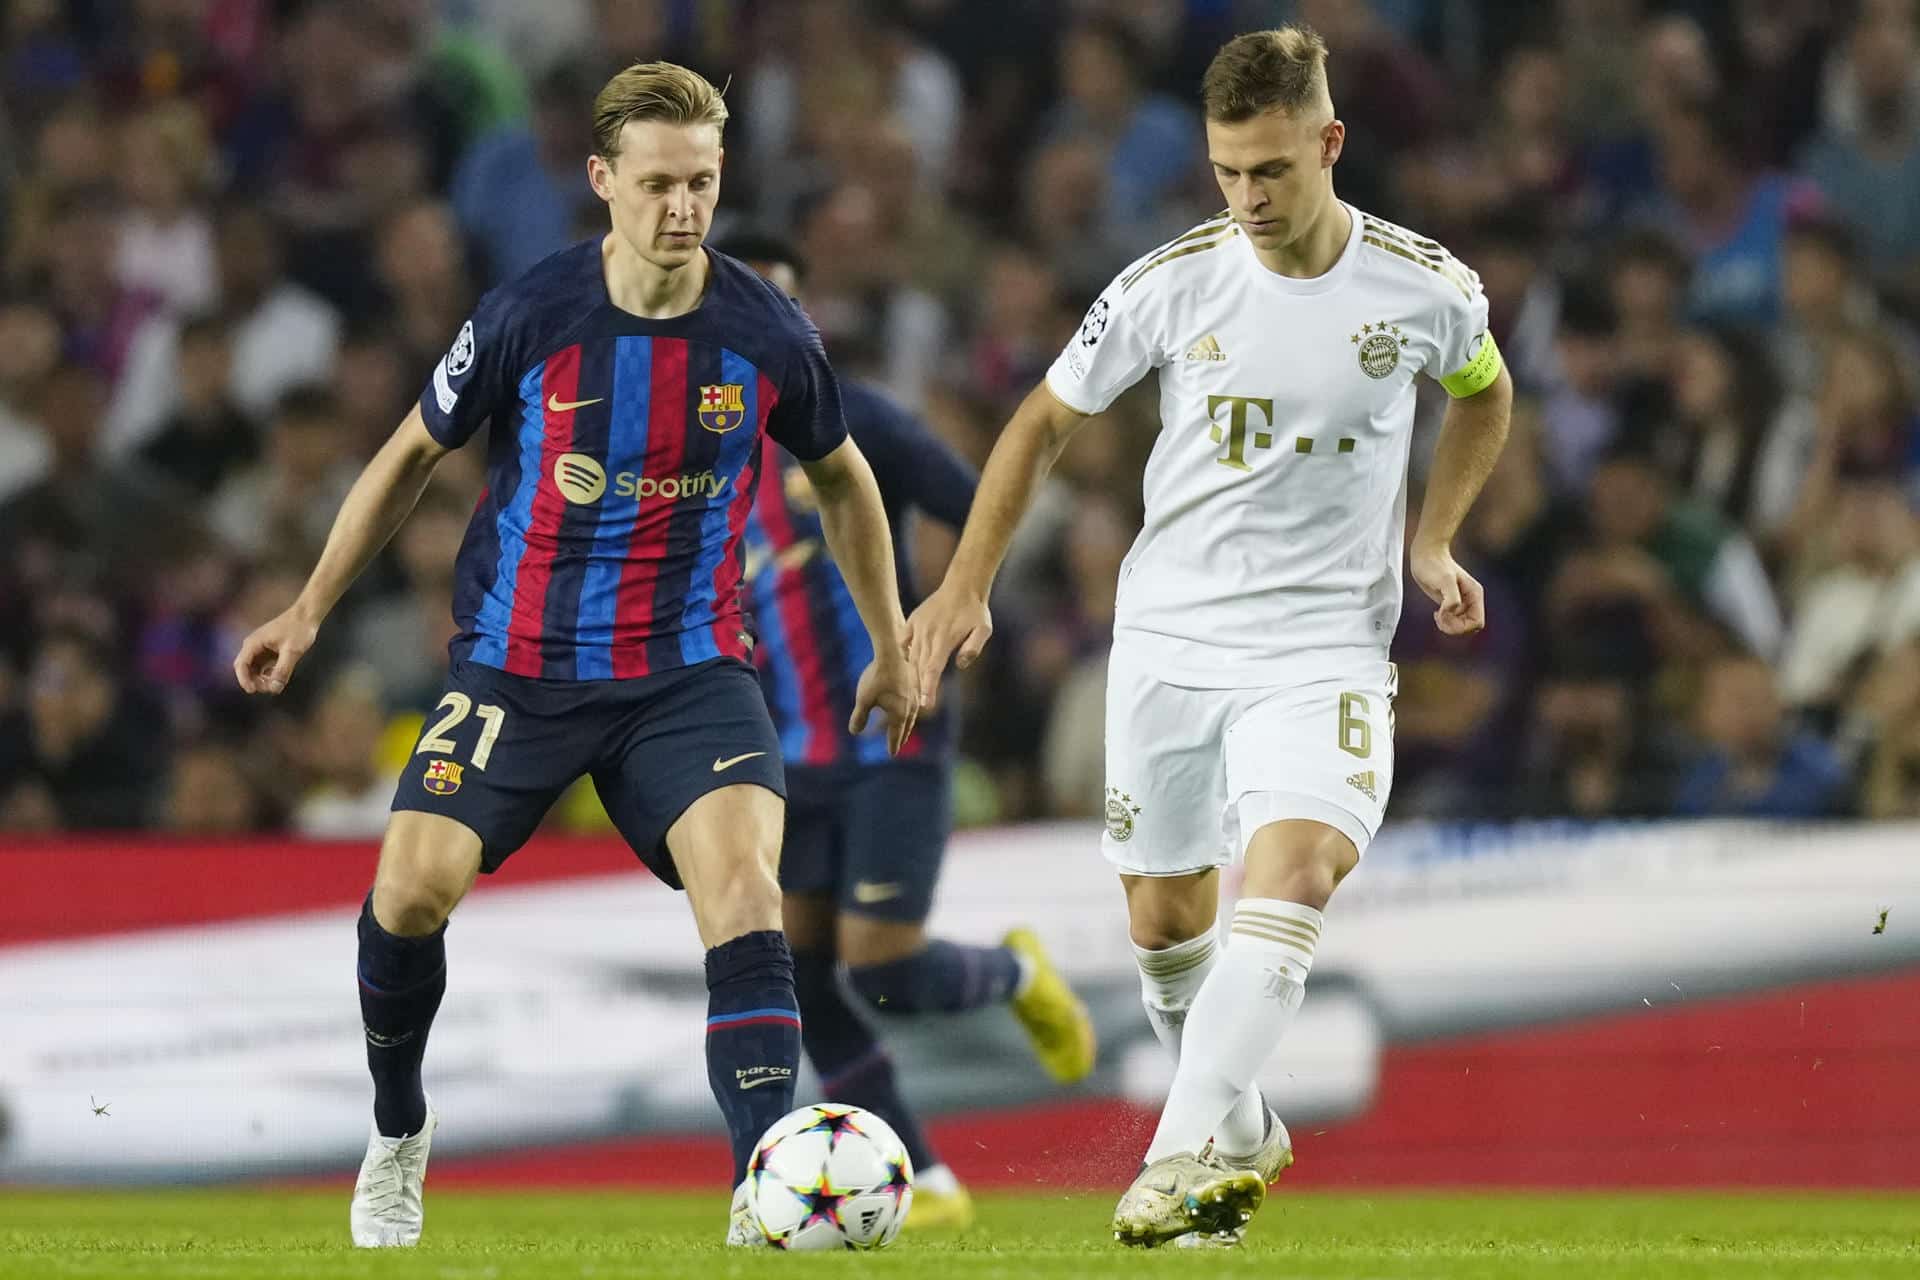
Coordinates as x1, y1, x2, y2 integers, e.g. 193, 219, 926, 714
850, 646, 921, 755
1409, 541, 1485, 636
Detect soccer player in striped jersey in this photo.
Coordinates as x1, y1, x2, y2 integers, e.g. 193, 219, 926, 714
719, 232, 1097, 1233
908, 27, 1513, 1246
232, 63, 920, 1248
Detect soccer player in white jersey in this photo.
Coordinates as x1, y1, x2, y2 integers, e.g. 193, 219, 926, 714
908, 27, 1512, 1246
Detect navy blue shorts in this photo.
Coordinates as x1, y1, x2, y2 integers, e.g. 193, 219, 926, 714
778, 760, 951, 923
391, 657, 785, 887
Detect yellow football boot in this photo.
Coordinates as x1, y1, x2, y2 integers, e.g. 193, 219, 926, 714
905, 1183, 976, 1232
1003, 928, 1097, 1083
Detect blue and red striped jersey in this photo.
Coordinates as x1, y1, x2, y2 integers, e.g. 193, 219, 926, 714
419, 242, 847, 680
743, 381, 977, 766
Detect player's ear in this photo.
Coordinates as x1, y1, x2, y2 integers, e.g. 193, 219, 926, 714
1322, 119, 1345, 168
587, 153, 616, 203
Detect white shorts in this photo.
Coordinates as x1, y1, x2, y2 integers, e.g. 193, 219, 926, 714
1101, 645, 1397, 876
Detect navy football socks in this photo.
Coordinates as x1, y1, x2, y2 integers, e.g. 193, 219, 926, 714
705, 930, 803, 1185
792, 948, 939, 1176
356, 895, 447, 1139
846, 939, 1022, 1015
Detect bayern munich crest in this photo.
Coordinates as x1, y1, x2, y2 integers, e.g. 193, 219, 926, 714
1352, 321, 1408, 379
699, 383, 747, 433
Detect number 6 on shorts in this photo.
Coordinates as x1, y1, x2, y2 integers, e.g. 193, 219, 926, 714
1337, 692, 1372, 759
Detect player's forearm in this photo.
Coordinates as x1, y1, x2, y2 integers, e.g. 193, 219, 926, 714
1412, 368, 1512, 553
292, 430, 444, 624
945, 384, 1081, 599
811, 451, 909, 649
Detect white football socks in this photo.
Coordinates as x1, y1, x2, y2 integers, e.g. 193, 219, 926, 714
1142, 899, 1321, 1164
1132, 930, 1268, 1157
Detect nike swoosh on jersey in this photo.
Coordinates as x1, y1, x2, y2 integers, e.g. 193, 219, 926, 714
737, 1074, 786, 1090
712, 751, 767, 772
546, 393, 605, 412
852, 881, 903, 904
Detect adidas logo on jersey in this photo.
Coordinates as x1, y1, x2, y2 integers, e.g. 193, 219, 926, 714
1345, 771, 1378, 802
1183, 334, 1227, 362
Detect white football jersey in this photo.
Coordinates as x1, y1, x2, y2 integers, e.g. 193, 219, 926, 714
1045, 202, 1494, 689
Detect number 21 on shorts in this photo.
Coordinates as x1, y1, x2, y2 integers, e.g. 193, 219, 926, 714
416, 691, 507, 770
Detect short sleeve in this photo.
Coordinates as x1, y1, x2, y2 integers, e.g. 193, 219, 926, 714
1044, 276, 1161, 416
766, 303, 850, 461
419, 288, 515, 448
1429, 264, 1500, 398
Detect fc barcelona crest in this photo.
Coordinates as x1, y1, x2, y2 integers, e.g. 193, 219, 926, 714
698, 383, 747, 433
422, 759, 463, 796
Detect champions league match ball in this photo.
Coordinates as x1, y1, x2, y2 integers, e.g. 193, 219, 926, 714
745, 1104, 914, 1250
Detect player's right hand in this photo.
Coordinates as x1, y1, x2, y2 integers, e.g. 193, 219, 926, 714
232, 606, 320, 695
906, 581, 993, 710
850, 647, 920, 756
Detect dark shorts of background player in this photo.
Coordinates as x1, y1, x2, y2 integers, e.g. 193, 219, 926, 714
391, 656, 785, 888
779, 760, 951, 923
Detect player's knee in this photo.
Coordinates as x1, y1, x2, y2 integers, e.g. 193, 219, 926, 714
369, 878, 459, 936
693, 854, 784, 945
372, 819, 480, 935
1241, 823, 1359, 910
835, 915, 925, 968
1125, 897, 1216, 952
781, 893, 837, 954
1121, 871, 1218, 951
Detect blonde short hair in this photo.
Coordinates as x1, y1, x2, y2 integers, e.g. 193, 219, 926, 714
592, 61, 729, 160
1201, 27, 1332, 123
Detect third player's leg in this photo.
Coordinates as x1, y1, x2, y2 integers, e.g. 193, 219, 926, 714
832, 762, 1094, 1083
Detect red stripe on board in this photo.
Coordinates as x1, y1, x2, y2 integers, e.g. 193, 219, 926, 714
752, 456, 841, 764
414, 970, 1920, 1191
0, 837, 659, 946
610, 338, 689, 678
504, 347, 582, 676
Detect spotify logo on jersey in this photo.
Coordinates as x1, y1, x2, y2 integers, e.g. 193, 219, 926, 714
554, 453, 607, 504
552, 453, 733, 506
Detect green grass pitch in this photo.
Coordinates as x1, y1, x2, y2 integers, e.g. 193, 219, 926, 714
3, 1189, 1917, 1279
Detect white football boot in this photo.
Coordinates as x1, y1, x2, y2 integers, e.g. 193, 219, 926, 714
726, 1181, 770, 1247
1179, 1107, 1295, 1248
349, 1099, 438, 1247
1111, 1152, 1265, 1248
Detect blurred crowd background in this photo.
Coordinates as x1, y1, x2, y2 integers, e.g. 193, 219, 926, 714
1, 0, 1918, 838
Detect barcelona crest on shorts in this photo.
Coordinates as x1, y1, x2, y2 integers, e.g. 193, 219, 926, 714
698, 383, 747, 433
422, 759, 463, 795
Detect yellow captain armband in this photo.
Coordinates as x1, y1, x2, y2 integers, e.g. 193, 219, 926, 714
1438, 332, 1503, 398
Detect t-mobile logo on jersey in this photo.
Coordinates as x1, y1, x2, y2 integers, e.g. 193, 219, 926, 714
735, 1065, 794, 1091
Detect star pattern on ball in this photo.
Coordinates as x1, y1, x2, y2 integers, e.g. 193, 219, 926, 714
882, 1156, 913, 1210
747, 1143, 776, 1190
800, 1105, 868, 1151
789, 1170, 849, 1232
